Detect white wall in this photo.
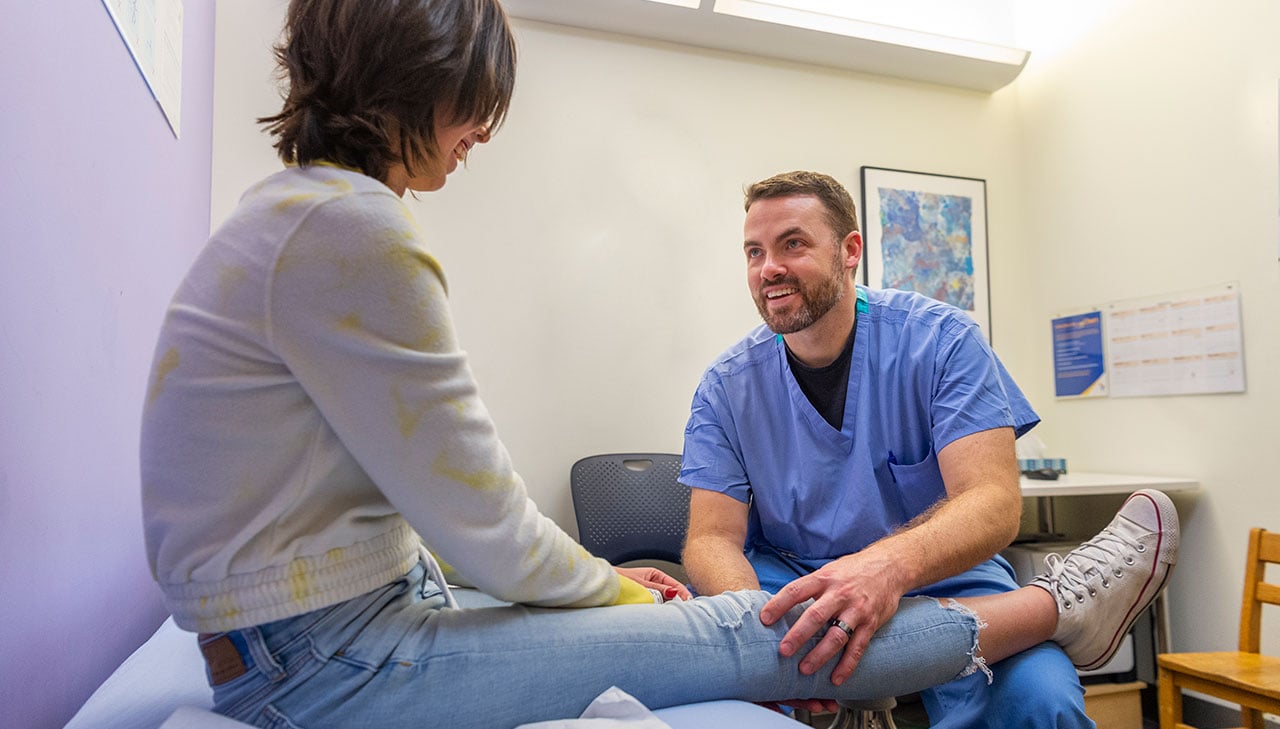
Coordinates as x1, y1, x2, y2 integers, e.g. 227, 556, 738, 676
212, 5, 1027, 532
1013, 0, 1280, 659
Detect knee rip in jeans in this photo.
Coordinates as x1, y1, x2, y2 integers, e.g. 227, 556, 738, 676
940, 598, 994, 685
688, 591, 757, 629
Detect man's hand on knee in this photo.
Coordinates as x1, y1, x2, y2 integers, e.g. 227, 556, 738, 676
758, 554, 905, 685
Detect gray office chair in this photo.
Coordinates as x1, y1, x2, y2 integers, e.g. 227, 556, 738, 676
570, 453, 898, 728
570, 453, 687, 565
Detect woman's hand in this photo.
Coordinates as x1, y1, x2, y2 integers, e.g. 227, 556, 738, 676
615, 566, 693, 601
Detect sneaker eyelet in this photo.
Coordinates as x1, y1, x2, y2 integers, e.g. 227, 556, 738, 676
1136, 544, 1146, 553
1113, 568, 1123, 577
1124, 556, 1135, 565
1100, 580, 1109, 588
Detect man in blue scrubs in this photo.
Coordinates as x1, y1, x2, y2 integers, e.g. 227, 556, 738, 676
680, 171, 1091, 727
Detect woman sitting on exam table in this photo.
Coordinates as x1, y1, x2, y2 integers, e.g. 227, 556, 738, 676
139, 0, 1179, 726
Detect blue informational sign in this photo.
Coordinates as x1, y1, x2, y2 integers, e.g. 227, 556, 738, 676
1052, 312, 1107, 397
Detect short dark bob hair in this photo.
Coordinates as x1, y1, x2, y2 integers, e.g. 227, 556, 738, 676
259, 0, 517, 183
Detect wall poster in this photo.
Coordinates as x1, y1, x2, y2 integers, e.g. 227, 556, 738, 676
1105, 283, 1246, 397
102, 0, 184, 136
1052, 310, 1107, 398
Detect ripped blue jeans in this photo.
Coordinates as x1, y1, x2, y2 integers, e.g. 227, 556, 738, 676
751, 548, 1093, 729
204, 561, 981, 729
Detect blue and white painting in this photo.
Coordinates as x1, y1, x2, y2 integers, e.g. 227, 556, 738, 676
876, 187, 974, 311
861, 167, 989, 338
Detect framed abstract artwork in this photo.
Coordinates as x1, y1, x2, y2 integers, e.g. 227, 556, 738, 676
859, 166, 991, 340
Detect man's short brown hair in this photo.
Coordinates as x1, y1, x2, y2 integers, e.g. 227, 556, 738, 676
744, 171, 860, 241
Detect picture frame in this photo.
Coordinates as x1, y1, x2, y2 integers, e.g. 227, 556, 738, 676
859, 166, 992, 340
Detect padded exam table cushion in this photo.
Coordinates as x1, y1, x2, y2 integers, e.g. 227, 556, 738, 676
66, 617, 799, 729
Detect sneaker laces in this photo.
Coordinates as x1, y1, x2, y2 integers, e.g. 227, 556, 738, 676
1041, 526, 1144, 607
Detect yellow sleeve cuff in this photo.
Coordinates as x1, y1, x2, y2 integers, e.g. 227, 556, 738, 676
609, 575, 658, 605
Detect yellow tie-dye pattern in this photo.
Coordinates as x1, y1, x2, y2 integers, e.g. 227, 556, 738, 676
432, 452, 513, 492
209, 593, 241, 621
519, 542, 582, 588
339, 307, 442, 352
273, 250, 295, 277
556, 543, 589, 576
414, 327, 445, 352
391, 383, 431, 438
309, 160, 363, 175
524, 542, 543, 567
147, 347, 180, 405
383, 241, 446, 289
524, 536, 590, 569
274, 192, 320, 212
396, 203, 427, 243
510, 542, 618, 606
288, 559, 311, 602
218, 265, 248, 308
390, 383, 468, 437
321, 177, 354, 193
376, 242, 450, 351
337, 313, 362, 331
547, 539, 586, 572
325, 547, 345, 562
386, 205, 448, 292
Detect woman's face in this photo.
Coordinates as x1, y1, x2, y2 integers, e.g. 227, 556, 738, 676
389, 116, 491, 195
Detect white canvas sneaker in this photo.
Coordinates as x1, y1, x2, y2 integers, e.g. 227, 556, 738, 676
1030, 489, 1180, 671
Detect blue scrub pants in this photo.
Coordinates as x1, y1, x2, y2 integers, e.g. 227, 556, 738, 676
201, 560, 987, 728
751, 549, 1095, 729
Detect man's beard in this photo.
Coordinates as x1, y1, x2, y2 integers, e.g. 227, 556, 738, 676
753, 257, 849, 335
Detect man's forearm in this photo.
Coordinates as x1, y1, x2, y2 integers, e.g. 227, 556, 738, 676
872, 482, 1022, 592
864, 426, 1024, 593
683, 535, 761, 595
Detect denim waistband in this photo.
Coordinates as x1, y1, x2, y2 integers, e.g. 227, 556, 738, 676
198, 560, 441, 686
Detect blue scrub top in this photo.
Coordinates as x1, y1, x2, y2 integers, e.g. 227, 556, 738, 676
681, 286, 1038, 561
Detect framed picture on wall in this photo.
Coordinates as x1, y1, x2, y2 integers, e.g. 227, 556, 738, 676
859, 166, 992, 341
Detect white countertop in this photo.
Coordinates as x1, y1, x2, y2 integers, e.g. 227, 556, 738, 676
1020, 472, 1199, 497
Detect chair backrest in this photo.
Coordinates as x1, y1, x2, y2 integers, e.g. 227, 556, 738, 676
570, 453, 688, 565
1240, 527, 1280, 653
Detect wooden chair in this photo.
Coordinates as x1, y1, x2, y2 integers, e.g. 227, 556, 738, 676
1157, 527, 1280, 728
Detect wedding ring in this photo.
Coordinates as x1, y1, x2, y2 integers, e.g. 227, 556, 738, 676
827, 618, 855, 640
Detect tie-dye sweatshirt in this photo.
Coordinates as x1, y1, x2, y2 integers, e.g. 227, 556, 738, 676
142, 164, 647, 633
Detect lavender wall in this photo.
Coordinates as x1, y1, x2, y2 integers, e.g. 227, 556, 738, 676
0, 4, 214, 727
